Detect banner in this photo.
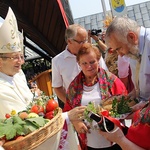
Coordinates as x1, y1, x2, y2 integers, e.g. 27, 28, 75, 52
109, 0, 127, 17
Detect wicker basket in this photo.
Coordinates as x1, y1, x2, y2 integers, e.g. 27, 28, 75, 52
3, 108, 63, 150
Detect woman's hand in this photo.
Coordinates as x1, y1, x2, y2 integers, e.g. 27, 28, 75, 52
99, 125, 146, 150
72, 120, 90, 134
99, 125, 124, 143
131, 101, 148, 112
127, 89, 137, 100
68, 106, 86, 122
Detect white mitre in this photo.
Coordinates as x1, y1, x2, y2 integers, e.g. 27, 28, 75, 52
0, 7, 23, 53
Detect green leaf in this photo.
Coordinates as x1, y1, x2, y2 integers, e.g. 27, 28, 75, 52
13, 124, 26, 136
23, 121, 38, 132
0, 124, 17, 140
84, 102, 97, 123
12, 116, 26, 125
110, 96, 132, 117
25, 117, 46, 128
3, 117, 13, 124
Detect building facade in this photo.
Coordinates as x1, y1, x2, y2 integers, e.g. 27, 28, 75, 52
74, 1, 150, 31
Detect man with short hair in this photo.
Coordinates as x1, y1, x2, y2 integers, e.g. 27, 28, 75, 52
105, 16, 150, 105
99, 16, 150, 150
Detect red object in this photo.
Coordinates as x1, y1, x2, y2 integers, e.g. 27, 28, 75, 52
101, 110, 109, 116
58, 120, 68, 149
126, 108, 150, 149
5, 113, 11, 118
45, 111, 54, 120
57, 0, 69, 27
127, 66, 134, 93
108, 48, 113, 54
14, 136, 24, 140
30, 105, 44, 114
101, 111, 124, 130
46, 99, 58, 112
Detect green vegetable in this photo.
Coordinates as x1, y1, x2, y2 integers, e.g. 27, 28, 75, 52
84, 101, 98, 123
0, 116, 49, 140
110, 96, 132, 117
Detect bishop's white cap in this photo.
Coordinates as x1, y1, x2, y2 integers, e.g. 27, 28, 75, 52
0, 7, 23, 53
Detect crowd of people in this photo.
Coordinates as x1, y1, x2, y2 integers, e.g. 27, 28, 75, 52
0, 7, 86, 150
52, 15, 150, 149
0, 6, 150, 150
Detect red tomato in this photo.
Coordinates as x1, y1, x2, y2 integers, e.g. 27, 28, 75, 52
30, 105, 44, 114
45, 111, 54, 120
46, 99, 58, 112
5, 113, 11, 118
15, 136, 24, 140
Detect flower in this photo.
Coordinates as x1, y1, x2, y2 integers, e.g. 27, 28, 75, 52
11, 109, 16, 116
103, 13, 113, 28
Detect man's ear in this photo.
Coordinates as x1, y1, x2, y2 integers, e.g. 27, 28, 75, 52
67, 39, 72, 44
127, 32, 138, 45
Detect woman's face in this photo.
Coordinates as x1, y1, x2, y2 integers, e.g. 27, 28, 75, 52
79, 50, 99, 77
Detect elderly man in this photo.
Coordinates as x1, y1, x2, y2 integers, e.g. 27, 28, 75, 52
98, 17, 150, 150
0, 7, 33, 119
105, 16, 150, 110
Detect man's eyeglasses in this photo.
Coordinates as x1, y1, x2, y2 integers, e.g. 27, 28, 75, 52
72, 39, 87, 44
0, 55, 24, 61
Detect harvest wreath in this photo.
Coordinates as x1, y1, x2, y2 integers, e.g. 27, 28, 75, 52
0, 94, 63, 150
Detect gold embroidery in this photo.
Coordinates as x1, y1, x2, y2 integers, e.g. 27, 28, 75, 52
9, 14, 18, 40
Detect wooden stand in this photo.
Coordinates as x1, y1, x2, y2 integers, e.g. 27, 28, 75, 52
31, 69, 53, 96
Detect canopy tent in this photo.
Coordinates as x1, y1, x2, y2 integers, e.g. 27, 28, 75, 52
0, 0, 74, 61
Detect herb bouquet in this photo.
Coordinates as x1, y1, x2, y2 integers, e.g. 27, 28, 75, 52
84, 95, 138, 123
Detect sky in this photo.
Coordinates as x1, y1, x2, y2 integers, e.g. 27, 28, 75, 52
0, 0, 149, 22
69, 0, 150, 19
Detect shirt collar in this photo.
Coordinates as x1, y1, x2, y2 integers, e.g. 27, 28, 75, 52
64, 45, 76, 59
0, 72, 14, 86
139, 26, 146, 55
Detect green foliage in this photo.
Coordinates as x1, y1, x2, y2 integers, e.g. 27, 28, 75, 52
0, 116, 49, 140
84, 101, 98, 123
25, 117, 46, 128
110, 96, 132, 117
